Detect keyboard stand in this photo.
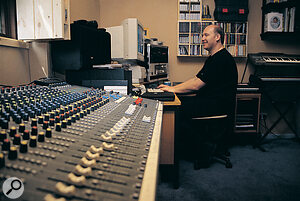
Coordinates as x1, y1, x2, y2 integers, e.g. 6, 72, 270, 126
254, 86, 300, 151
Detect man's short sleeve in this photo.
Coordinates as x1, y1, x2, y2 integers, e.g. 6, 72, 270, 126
196, 57, 216, 84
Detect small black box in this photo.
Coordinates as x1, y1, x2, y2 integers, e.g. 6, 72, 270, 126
214, 0, 249, 22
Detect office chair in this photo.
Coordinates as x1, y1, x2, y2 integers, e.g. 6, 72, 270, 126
191, 101, 236, 169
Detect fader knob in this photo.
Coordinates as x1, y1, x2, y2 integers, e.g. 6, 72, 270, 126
31, 118, 37, 127
8, 146, 18, 160
15, 115, 22, 124
23, 130, 30, 140
74, 165, 92, 176
38, 116, 44, 124
31, 126, 38, 136
80, 157, 96, 167
45, 128, 52, 138
61, 120, 67, 128
49, 118, 55, 126
13, 134, 21, 145
29, 111, 35, 118
29, 136, 37, 147
65, 112, 70, 118
55, 123, 61, 132
0, 153, 5, 168
55, 116, 60, 123
49, 112, 55, 119
44, 114, 50, 121
44, 194, 66, 201
67, 173, 86, 185
71, 115, 76, 123
43, 121, 49, 129
0, 130, 7, 142
9, 127, 17, 137
67, 118, 72, 125
38, 132, 45, 142
23, 113, 29, 121
60, 108, 65, 114
2, 139, 10, 151
1, 120, 8, 129
91, 106, 95, 112
55, 182, 76, 196
19, 140, 28, 153
36, 109, 41, 116
19, 123, 25, 133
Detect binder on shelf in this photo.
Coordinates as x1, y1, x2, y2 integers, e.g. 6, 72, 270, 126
283, 7, 289, 32
179, 45, 189, 55
288, 7, 295, 32
202, 4, 212, 20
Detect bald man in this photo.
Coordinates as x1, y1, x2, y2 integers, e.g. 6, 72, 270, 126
158, 24, 237, 117
158, 25, 238, 166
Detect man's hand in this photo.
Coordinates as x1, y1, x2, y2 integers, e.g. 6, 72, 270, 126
157, 84, 175, 93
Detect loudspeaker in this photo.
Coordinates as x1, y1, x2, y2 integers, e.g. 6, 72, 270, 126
214, 0, 249, 22
51, 20, 111, 74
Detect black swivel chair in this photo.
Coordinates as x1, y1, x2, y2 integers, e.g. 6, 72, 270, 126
191, 98, 236, 169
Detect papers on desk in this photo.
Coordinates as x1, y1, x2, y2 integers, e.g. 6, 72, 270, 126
93, 64, 123, 69
104, 86, 127, 95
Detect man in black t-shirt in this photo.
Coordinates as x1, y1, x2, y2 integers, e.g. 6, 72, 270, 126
158, 25, 238, 165
158, 24, 237, 117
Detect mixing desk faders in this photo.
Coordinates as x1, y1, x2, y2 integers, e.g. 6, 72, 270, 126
0, 82, 163, 201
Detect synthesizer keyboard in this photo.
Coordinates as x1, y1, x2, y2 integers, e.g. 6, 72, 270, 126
248, 53, 300, 66
0, 83, 162, 201
247, 53, 300, 81
262, 56, 300, 64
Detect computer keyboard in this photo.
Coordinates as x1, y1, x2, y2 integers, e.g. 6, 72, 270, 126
141, 88, 175, 101
147, 88, 164, 93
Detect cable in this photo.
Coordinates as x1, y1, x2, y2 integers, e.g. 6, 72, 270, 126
27, 46, 32, 83
240, 57, 249, 84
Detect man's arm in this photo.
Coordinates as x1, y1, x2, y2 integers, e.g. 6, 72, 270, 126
157, 76, 205, 93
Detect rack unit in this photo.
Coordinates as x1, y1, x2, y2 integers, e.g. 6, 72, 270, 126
260, 0, 300, 40
235, 93, 261, 134
177, 0, 248, 57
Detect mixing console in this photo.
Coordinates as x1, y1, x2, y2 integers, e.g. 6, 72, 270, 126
0, 82, 163, 201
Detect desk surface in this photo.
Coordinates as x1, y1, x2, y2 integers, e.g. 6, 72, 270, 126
163, 94, 181, 106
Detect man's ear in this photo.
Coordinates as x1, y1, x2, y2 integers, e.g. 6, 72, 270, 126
215, 33, 221, 42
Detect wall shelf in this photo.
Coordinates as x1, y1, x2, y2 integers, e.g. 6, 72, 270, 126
261, 0, 300, 40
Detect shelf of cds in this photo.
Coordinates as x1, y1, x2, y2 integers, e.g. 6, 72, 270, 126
178, 0, 248, 57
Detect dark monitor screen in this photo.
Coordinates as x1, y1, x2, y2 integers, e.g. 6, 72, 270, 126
150, 46, 168, 63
